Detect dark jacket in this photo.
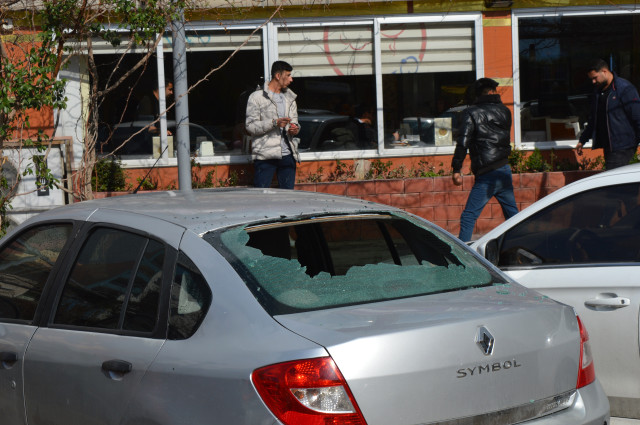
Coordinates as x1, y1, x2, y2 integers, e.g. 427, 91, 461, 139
579, 73, 640, 151
451, 94, 512, 176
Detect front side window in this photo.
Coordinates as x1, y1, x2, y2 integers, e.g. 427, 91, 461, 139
54, 227, 165, 332
0, 224, 72, 321
497, 183, 640, 267
210, 214, 504, 315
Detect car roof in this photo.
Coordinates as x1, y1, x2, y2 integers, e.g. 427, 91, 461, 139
35, 188, 397, 235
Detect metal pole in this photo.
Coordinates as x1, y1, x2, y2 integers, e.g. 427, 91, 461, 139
156, 36, 169, 159
171, 8, 192, 191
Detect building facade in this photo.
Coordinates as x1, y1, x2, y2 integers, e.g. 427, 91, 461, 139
55, 1, 640, 184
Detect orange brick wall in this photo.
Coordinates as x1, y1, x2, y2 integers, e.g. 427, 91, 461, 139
295, 170, 599, 240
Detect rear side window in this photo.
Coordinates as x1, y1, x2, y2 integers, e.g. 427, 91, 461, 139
54, 227, 164, 333
497, 183, 640, 266
212, 214, 502, 315
168, 252, 212, 340
0, 224, 72, 321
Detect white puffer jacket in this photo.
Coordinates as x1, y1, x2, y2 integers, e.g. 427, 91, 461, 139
245, 83, 300, 162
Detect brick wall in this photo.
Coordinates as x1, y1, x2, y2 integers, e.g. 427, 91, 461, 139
295, 170, 600, 239
96, 169, 600, 240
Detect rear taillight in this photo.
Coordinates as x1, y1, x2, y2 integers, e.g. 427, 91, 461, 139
252, 356, 367, 425
576, 315, 595, 388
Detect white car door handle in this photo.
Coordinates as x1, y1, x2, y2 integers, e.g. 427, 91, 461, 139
584, 297, 631, 308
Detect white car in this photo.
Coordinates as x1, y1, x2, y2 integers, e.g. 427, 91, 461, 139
471, 162, 640, 421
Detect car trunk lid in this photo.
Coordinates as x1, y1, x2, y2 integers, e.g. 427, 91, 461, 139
274, 285, 580, 425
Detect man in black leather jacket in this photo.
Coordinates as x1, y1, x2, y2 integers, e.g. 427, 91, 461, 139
451, 78, 518, 242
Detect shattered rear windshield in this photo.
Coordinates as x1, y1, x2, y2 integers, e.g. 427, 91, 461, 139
205, 213, 504, 315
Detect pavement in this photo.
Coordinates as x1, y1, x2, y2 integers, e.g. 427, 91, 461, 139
611, 418, 640, 425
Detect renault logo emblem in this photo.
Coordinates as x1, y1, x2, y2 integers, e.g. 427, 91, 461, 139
476, 326, 495, 356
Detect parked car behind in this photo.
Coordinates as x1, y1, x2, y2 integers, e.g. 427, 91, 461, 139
471, 162, 640, 420
98, 120, 227, 158
297, 109, 362, 152
0, 188, 609, 425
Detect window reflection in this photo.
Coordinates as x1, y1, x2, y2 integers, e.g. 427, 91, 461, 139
278, 25, 377, 152
380, 22, 475, 149
95, 20, 481, 158
96, 29, 263, 159
519, 14, 640, 143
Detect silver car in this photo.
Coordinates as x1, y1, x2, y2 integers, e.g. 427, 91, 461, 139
0, 188, 608, 425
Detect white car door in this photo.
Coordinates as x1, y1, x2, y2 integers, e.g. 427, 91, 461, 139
506, 266, 640, 418
474, 180, 640, 418
23, 213, 185, 425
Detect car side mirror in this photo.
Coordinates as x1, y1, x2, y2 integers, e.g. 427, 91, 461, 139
320, 139, 337, 151
484, 239, 500, 266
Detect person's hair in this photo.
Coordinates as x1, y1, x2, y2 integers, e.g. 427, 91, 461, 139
271, 61, 293, 79
587, 59, 609, 73
354, 103, 373, 118
472, 78, 499, 98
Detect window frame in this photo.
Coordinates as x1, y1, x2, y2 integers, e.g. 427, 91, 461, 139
45, 223, 177, 339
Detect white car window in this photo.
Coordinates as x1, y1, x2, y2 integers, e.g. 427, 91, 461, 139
497, 182, 640, 266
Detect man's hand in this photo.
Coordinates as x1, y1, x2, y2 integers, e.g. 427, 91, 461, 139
288, 122, 299, 136
575, 142, 583, 156
452, 172, 463, 186
276, 117, 291, 128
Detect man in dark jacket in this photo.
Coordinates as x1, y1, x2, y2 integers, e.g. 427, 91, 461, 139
576, 59, 640, 169
451, 78, 518, 242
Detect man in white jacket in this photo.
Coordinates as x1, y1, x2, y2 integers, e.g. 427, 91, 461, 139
245, 61, 301, 189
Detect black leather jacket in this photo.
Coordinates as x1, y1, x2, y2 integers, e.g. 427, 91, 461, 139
451, 94, 512, 176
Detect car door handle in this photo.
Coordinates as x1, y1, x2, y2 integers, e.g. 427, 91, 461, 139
584, 297, 631, 309
102, 360, 132, 374
0, 351, 18, 369
0, 352, 18, 362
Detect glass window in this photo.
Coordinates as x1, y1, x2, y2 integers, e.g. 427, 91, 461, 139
497, 183, 640, 266
0, 224, 72, 321
123, 239, 164, 332
380, 22, 475, 149
95, 53, 162, 159
518, 14, 640, 143
54, 228, 165, 332
278, 24, 377, 152
211, 214, 505, 315
176, 29, 264, 158
92, 20, 480, 159
168, 252, 212, 340
96, 29, 264, 159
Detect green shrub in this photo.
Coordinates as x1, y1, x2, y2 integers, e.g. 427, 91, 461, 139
92, 158, 128, 192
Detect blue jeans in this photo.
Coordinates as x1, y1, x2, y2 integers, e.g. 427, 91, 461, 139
459, 164, 518, 242
604, 147, 636, 170
253, 154, 297, 189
